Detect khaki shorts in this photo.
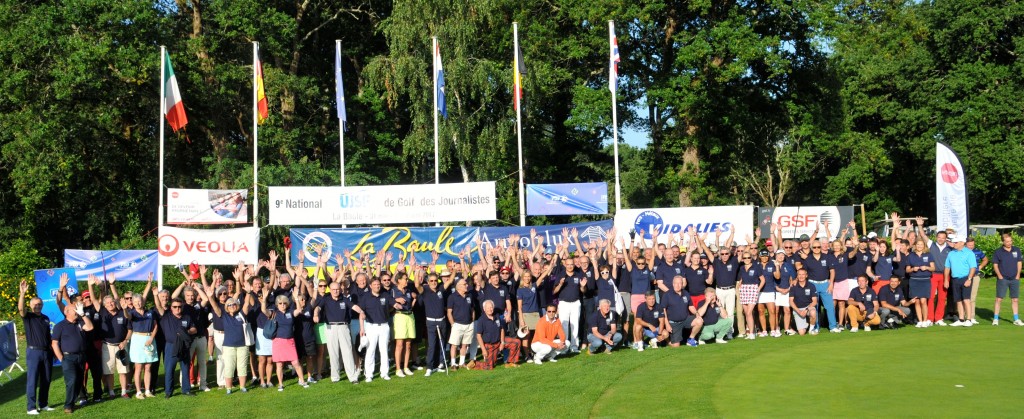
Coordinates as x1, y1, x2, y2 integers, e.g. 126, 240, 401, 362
448, 322, 474, 346
522, 312, 540, 330
102, 343, 127, 374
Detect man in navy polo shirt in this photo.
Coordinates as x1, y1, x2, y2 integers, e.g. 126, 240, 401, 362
632, 291, 668, 351
160, 297, 198, 398
683, 252, 712, 309
446, 279, 476, 368
847, 275, 880, 332
918, 218, 951, 325
313, 280, 358, 384
20, 279, 55, 415
663, 276, 703, 347
991, 233, 1023, 325
413, 270, 453, 376
789, 269, 818, 335
469, 301, 520, 370
587, 299, 622, 354
52, 303, 95, 413
552, 257, 586, 352
878, 276, 913, 327
799, 239, 836, 332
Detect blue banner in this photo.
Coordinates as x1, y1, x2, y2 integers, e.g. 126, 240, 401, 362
526, 183, 608, 215
0, 322, 17, 371
64, 250, 159, 282
289, 220, 613, 271
34, 268, 76, 365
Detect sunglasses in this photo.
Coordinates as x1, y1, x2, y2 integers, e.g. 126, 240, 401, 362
546, 310, 556, 313
277, 302, 288, 305
318, 284, 327, 288
226, 303, 238, 307
812, 246, 821, 249
784, 246, 792, 249
171, 305, 182, 309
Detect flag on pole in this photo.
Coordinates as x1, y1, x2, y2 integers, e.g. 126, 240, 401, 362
435, 41, 447, 118
936, 142, 968, 236
513, 43, 526, 111
163, 51, 188, 132
609, 25, 620, 92
335, 42, 346, 125
255, 50, 269, 124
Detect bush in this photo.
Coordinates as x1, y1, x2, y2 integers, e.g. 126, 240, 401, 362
0, 238, 53, 321
970, 232, 1023, 277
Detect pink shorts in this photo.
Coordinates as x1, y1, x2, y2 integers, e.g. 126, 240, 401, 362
271, 338, 298, 363
631, 295, 646, 314
833, 279, 853, 301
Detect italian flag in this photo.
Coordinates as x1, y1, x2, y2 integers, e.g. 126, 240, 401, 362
163, 51, 188, 132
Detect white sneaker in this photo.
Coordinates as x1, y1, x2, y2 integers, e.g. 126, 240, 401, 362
403, 368, 414, 376
396, 370, 405, 378
1014, 320, 1024, 326
809, 329, 819, 335
382, 375, 391, 381
950, 320, 964, 327
27, 410, 39, 415
424, 369, 433, 377
923, 320, 932, 327
714, 338, 728, 344
970, 319, 979, 325
935, 320, 947, 326
648, 339, 658, 349
364, 378, 372, 383
548, 358, 558, 363
42, 407, 54, 412
849, 327, 859, 333
745, 334, 755, 340
637, 344, 645, 352
992, 319, 999, 326
533, 359, 543, 365
785, 329, 796, 336
830, 328, 842, 333
963, 321, 973, 327
864, 326, 871, 332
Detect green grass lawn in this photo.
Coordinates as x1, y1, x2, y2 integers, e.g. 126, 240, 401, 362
2, 279, 1023, 418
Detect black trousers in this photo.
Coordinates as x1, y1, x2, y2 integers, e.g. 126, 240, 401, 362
61, 353, 85, 410
425, 320, 448, 369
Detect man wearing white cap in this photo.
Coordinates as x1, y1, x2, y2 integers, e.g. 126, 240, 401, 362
943, 234, 977, 326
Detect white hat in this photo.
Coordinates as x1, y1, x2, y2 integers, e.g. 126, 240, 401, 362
867, 232, 878, 239
516, 326, 529, 338
949, 234, 965, 243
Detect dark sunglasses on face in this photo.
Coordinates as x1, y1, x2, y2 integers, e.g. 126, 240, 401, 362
171, 305, 182, 309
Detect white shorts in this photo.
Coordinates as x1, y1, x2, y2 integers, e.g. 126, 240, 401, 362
775, 292, 790, 307
794, 305, 814, 330
448, 322, 474, 346
758, 292, 776, 304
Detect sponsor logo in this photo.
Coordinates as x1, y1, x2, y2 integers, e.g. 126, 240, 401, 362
632, 211, 732, 240
941, 163, 959, 184
301, 231, 333, 261
339, 193, 370, 209
158, 234, 250, 257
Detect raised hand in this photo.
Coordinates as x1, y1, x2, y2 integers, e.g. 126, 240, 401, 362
431, 251, 439, 263
297, 250, 305, 264
59, 272, 69, 289
915, 216, 924, 226
200, 264, 208, 277
108, 274, 117, 284
20, 279, 29, 294
87, 274, 98, 287
268, 249, 279, 263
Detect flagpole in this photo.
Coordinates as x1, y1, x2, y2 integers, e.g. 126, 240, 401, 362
433, 37, 441, 227
609, 20, 622, 213
252, 42, 259, 229
157, 46, 166, 290
514, 22, 525, 227
337, 40, 346, 188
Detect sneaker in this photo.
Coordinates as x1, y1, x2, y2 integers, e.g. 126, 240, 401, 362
77, 399, 87, 406
757, 331, 768, 338
364, 378, 372, 383
425, 369, 433, 377
307, 377, 317, 384
849, 328, 859, 333
935, 320, 947, 326
970, 318, 979, 325
637, 344, 645, 352
42, 407, 54, 412
963, 322, 973, 327
503, 363, 520, 369
830, 328, 842, 333
605, 346, 613, 354
27, 409, 39, 415
548, 358, 558, 363
686, 338, 698, 347
715, 338, 728, 344
1014, 320, 1024, 326
864, 325, 871, 332
785, 329, 796, 336
745, 334, 755, 340
121, 393, 130, 399
226, 389, 232, 395
993, 319, 999, 326
736, 333, 746, 339
277, 386, 284, 392
396, 370, 406, 378
809, 329, 819, 335
300, 382, 309, 388
201, 386, 211, 392
241, 387, 248, 393
135, 393, 145, 400
403, 368, 414, 376
648, 339, 658, 349
533, 359, 543, 365
144, 391, 154, 398
382, 375, 391, 381
950, 320, 964, 327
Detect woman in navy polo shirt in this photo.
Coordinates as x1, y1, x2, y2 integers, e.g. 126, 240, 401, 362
126, 293, 158, 399
258, 289, 309, 390
903, 240, 935, 327
738, 250, 765, 340
828, 240, 853, 330
209, 288, 253, 394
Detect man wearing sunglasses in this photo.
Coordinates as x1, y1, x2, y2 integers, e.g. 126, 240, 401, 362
159, 298, 199, 398
531, 304, 567, 363
799, 238, 836, 333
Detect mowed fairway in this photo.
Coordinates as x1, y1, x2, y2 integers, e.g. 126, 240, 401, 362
2, 281, 1022, 418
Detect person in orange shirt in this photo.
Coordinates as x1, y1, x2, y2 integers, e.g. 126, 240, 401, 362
530, 304, 567, 364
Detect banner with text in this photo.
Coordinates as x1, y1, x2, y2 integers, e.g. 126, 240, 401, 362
289, 220, 613, 271
269, 182, 496, 226
157, 226, 260, 265
614, 206, 755, 245
167, 188, 248, 224
757, 206, 855, 240
0, 322, 18, 371
34, 268, 74, 366
63, 250, 159, 282
936, 142, 968, 235
526, 183, 608, 215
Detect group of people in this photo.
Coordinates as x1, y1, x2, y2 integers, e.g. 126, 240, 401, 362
20, 216, 1023, 414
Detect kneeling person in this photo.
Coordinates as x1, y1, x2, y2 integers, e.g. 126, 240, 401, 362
470, 300, 521, 370
531, 305, 567, 363
587, 299, 622, 354
633, 291, 668, 350
847, 275, 880, 332
878, 276, 913, 327
663, 276, 704, 347
789, 269, 818, 335
697, 289, 731, 343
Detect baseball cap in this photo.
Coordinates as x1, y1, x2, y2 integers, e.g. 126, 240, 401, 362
799, 234, 810, 242
859, 236, 869, 242
867, 232, 878, 239
765, 239, 774, 247
949, 234, 965, 243
758, 249, 770, 257
775, 249, 786, 255
80, 291, 91, 298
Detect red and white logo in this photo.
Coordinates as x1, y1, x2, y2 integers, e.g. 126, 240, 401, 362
158, 234, 180, 256
940, 163, 959, 184
171, 191, 180, 199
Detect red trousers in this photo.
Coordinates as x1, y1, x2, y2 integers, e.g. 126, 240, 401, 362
472, 338, 521, 370
928, 273, 948, 321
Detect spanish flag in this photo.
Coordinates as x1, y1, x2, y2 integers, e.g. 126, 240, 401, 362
255, 48, 269, 124
513, 42, 526, 111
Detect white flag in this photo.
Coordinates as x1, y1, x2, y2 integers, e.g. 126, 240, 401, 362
936, 142, 968, 236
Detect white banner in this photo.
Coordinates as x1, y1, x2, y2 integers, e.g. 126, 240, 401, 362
614, 206, 755, 246
157, 226, 259, 265
936, 142, 968, 235
757, 206, 856, 240
268, 182, 497, 226
167, 189, 248, 224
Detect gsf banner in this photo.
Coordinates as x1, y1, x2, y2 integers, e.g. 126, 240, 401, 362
289, 220, 613, 269
614, 206, 755, 245
0, 322, 17, 371
157, 226, 260, 265
34, 268, 75, 366
936, 142, 968, 235
757, 206, 855, 240
268, 182, 497, 226
526, 183, 608, 215
167, 189, 248, 224
64, 250, 159, 282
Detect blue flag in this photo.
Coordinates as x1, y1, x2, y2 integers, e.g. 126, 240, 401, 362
335, 42, 347, 126
435, 42, 447, 118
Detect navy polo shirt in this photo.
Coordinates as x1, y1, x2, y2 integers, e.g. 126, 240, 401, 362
318, 294, 352, 323
517, 285, 539, 315
759, 262, 777, 292
184, 303, 210, 338
273, 309, 296, 339
993, 246, 1023, 279
849, 287, 877, 313
661, 290, 692, 322
906, 252, 933, 280
296, 304, 316, 342
595, 277, 617, 304
790, 282, 816, 307
482, 284, 510, 315
683, 266, 710, 296
83, 306, 100, 341
635, 302, 663, 328
420, 287, 448, 319
447, 292, 474, 324
22, 312, 52, 348
712, 258, 740, 288
629, 267, 654, 295
158, 313, 195, 346
357, 292, 394, 325
52, 319, 88, 353
801, 254, 831, 282
740, 264, 764, 286
555, 270, 584, 302
874, 254, 895, 280
589, 310, 618, 335
878, 286, 905, 307
655, 258, 684, 287
474, 315, 504, 344
827, 252, 850, 281
616, 265, 631, 294
776, 261, 796, 290
219, 312, 247, 347
579, 266, 597, 298
849, 250, 871, 277
100, 307, 128, 344
698, 300, 721, 325
391, 287, 413, 312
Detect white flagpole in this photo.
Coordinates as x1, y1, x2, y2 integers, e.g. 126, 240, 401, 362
514, 22, 525, 226
337, 40, 345, 188
609, 21, 622, 213
157, 46, 166, 290
252, 42, 259, 228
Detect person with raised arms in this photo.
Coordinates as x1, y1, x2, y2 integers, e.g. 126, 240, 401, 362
446, 278, 476, 369
207, 277, 254, 394
20, 279, 55, 415
51, 299, 95, 413
125, 275, 158, 399
411, 251, 455, 377
905, 239, 936, 328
